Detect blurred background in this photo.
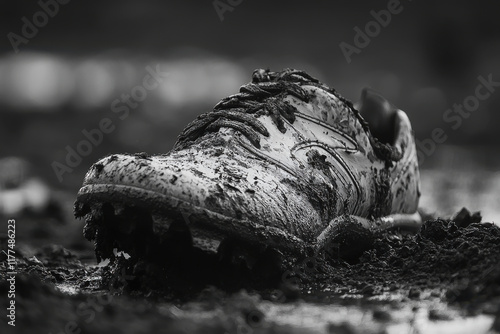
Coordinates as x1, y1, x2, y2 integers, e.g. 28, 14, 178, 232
0, 0, 499, 247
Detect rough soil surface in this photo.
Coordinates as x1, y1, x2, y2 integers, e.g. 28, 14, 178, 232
1, 206, 500, 334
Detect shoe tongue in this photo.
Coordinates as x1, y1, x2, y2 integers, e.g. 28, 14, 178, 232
358, 88, 397, 145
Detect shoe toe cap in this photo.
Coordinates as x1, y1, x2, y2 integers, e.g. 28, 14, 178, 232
80, 151, 321, 242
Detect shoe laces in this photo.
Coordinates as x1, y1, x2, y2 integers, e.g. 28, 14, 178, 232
175, 68, 323, 149
173, 68, 403, 164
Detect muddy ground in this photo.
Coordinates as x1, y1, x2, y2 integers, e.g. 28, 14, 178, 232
1, 179, 500, 334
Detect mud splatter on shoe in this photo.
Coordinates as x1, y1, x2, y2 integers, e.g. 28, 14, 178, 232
74, 68, 420, 263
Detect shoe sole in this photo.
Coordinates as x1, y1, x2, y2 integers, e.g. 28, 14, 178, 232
76, 183, 309, 256
75, 184, 422, 260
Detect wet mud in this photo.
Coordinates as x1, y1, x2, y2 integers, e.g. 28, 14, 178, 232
2, 207, 500, 334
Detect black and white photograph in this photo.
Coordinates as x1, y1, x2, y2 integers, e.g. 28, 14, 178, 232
1, 1, 500, 333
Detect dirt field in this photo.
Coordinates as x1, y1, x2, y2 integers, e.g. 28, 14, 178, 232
1, 168, 500, 334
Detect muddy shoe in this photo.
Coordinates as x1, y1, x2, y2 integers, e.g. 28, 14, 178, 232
75, 68, 421, 262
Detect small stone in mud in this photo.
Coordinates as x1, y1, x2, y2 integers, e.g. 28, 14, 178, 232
360, 284, 376, 296
408, 288, 421, 299
327, 322, 356, 334
279, 282, 301, 301
446, 285, 478, 303
428, 308, 453, 321
372, 309, 391, 322
245, 308, 265, 327
420, 219, 448, 242
453, 207, 482, 228
134, 152, 150, 159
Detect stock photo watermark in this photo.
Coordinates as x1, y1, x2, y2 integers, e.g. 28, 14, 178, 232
7, 0, 72, 53
213, 0, 244, 21
5, 219, 17, 327
339, 0, 413, 64
51, 64, 168, 183
416, 74, 500, 165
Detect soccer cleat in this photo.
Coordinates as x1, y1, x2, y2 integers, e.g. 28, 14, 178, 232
75, 69, 421, 262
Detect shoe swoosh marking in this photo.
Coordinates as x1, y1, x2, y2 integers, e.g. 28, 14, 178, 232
238, 112, 363, 216
291, 114, 362, 215
237, 136, 300, 177
291, 141, 362, 216
293, 112, 359, 153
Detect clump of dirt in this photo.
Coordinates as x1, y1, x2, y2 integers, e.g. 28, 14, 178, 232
35, 244, 83, 268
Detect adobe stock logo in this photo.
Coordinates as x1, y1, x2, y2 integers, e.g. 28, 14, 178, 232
7, 0, 71, 53
213, 0, 243, 21
339, 0, 413, 64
